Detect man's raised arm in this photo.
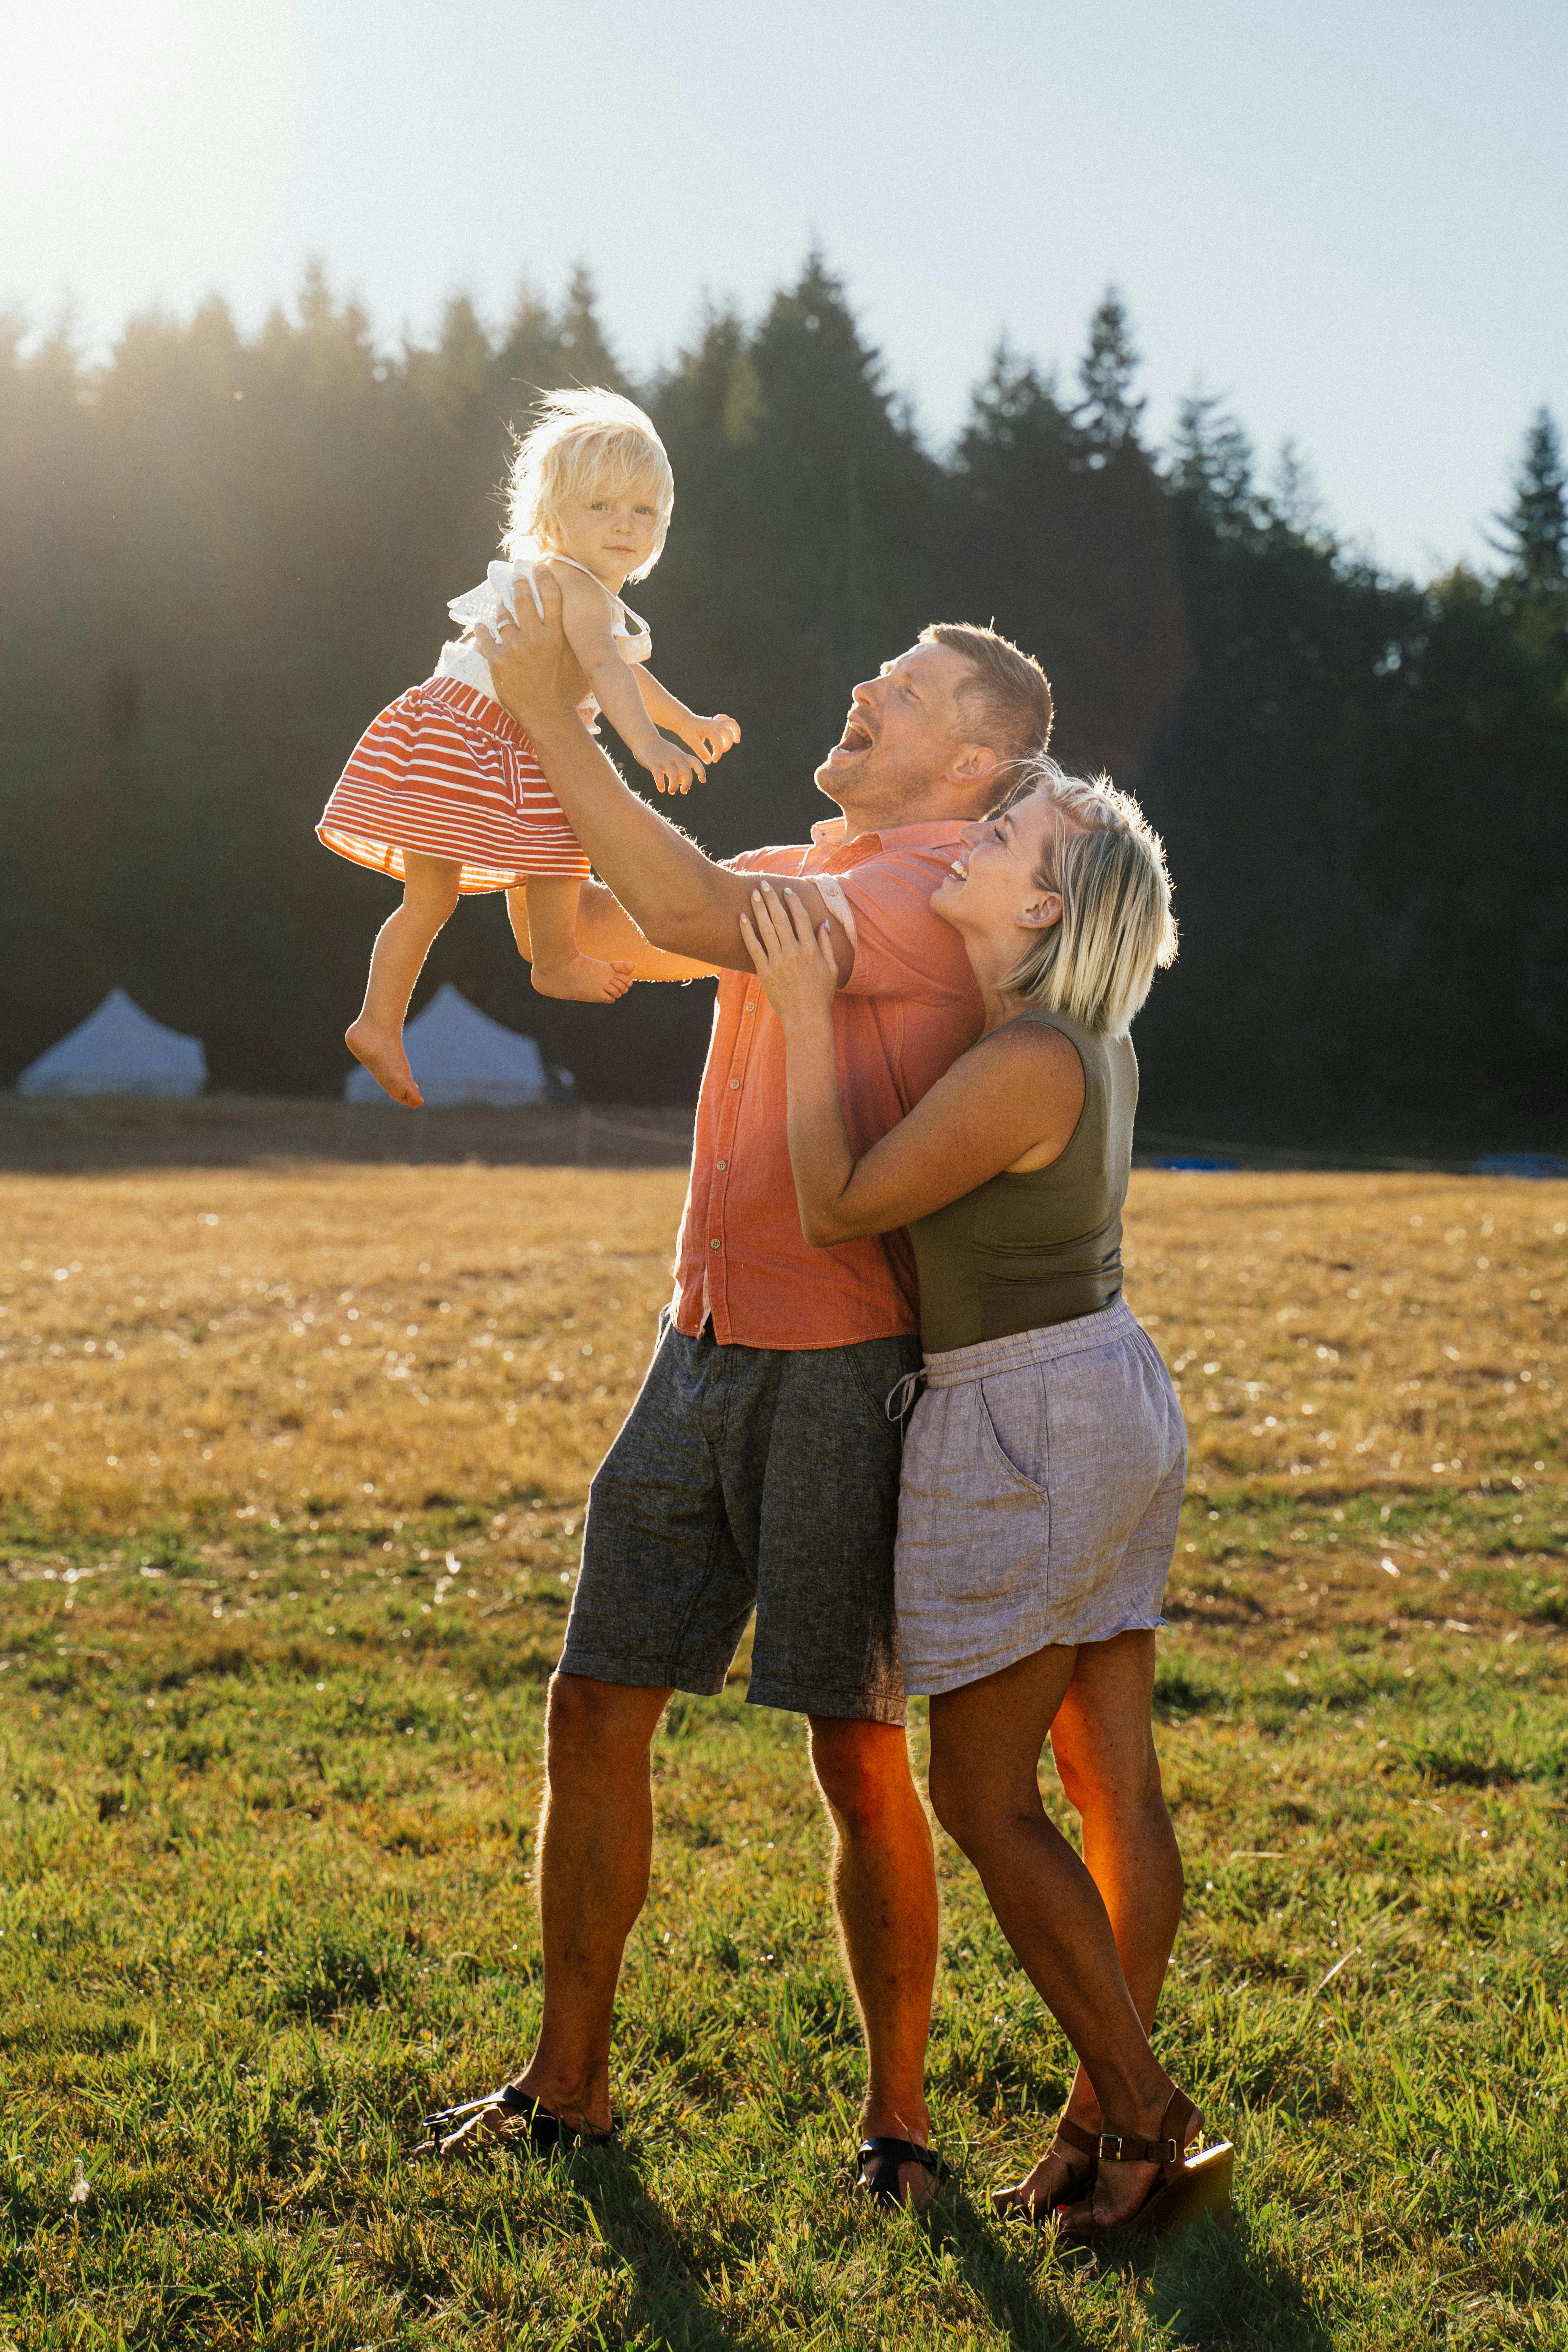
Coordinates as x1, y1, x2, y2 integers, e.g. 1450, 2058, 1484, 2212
477, 567, 852, 981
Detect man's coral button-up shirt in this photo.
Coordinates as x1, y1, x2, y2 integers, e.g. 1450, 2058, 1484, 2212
671, 816, 984, 1349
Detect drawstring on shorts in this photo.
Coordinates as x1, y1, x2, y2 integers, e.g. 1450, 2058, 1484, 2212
886, 1367, 927, 1428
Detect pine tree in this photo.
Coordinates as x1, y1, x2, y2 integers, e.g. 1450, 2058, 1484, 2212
1076, 288, 1146, 461
1267, 439, 1330, 546
1492, 406, 1567, 595
958, 340, 1073, 470
552, 265, 628, 394
1168, 389, 1255, 536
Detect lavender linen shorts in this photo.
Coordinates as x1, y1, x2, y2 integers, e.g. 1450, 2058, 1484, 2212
893, 1298, 1187, 1697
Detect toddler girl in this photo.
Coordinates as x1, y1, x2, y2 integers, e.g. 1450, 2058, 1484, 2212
318, 389, 739, 1108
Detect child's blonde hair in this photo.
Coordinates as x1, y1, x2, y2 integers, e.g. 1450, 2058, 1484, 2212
504, 388, 674, 580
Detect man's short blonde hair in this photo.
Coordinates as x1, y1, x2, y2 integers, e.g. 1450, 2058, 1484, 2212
920, 621, 1054, 784
505, 388, 674, 580
1004, 760, 1177, 1037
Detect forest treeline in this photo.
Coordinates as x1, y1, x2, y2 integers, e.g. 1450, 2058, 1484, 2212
2, 258, 1564, 1146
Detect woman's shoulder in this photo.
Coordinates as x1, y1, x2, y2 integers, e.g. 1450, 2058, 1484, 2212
969, 1009, 1087, 1078
992, 1003, 1135, 1084
942, 1015, 1086, 1115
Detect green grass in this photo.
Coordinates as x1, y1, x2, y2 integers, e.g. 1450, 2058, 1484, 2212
4, 1488, 1566, 2350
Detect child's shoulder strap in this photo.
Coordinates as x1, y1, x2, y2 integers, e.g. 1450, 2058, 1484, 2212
535, 552, 618, 608
517, 551, 648, 648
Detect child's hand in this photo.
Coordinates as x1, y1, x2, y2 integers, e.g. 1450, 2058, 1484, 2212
684, 713, 741, 765
647, 740, 706, 797
739, 880, 838, 1030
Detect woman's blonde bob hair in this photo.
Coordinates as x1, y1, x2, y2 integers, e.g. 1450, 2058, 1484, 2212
504, 388, 674, 580
1003, 760, 1178, 1038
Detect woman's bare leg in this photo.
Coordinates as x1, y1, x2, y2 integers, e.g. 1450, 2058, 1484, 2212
927, 1641, 1187, 2227
345, 852, 462, 1107
993, 1630, 1185, 2215
525, 876, 634, 1004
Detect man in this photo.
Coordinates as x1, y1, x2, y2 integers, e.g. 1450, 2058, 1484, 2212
427, 573, 1053, 2203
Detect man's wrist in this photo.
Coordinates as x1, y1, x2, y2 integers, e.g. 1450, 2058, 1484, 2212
504, 687, 579, 747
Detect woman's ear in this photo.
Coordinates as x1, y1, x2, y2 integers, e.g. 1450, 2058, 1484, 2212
1017, 890, 1063, 933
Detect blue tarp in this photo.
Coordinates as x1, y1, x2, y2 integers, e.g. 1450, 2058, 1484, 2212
1470, 1154, 1568, 1180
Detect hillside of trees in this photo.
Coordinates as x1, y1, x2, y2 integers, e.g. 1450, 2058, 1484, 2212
2, 258, 1564, 1149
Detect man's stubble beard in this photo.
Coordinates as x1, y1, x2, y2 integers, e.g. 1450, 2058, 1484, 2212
814, 744, 943, 834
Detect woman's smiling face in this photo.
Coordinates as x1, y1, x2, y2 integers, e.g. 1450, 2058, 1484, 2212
931, 787, 1064, 952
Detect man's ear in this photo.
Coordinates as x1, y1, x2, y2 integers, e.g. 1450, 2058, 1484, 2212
1017, 890, 1063, 933
946, 742, 998, 790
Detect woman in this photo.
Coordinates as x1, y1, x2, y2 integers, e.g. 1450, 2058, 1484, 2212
739, 760, 1232, 2241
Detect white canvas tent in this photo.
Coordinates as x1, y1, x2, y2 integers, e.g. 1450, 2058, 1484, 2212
17, 989, 207, 1098
344, 983, 553, 1107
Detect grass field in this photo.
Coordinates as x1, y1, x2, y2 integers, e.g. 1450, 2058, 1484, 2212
2, 1156, 1565, 2349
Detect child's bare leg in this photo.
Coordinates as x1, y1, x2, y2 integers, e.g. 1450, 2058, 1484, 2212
345, 852, 463, 1107
525, 876, 634, 1004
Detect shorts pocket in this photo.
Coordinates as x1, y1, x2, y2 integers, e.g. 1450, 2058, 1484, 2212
976, 1365, 1047, 1494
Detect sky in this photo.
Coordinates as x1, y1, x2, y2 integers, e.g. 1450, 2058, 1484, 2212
5, 0, 1564, 580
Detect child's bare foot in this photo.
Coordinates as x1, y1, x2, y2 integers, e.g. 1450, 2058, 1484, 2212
345, 1018, 423, 1107
530, 955, 635, 1004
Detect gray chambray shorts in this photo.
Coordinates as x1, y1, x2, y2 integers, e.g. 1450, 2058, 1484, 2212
561, 1309, 923, 1724
895, 1298, 1187, 1696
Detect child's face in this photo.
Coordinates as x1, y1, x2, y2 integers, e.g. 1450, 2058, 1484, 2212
552, 483, 663, 584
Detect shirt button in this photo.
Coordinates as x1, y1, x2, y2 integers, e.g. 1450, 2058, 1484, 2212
716, 1158, 727, 1171
729, 1078, 740, 1091
710, 1238, 722, 1250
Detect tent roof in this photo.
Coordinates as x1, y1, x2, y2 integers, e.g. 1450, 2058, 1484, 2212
18, 988, 207, 1096
344, 983, 554, 1106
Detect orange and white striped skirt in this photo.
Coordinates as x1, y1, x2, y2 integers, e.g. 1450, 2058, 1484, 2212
317, 673, 590, 893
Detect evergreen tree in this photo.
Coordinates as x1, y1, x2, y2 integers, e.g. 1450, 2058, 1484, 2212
1167, 389, 1256, 537
1267, 439, 1330, 547
949, 329, 1183, 780
1492, 406, 1567, 594
1075, 287, 1146, 459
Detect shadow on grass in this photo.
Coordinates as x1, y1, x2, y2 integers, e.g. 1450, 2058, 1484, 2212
1147, 2209, 1332, 2350
931, 2187, 1331, 2352
929, 2179, 1100, 2350
572, 2144, 757, 2352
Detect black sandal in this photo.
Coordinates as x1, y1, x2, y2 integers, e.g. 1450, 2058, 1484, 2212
414, 2082, 616, 2159
855, 2135, 951, 2209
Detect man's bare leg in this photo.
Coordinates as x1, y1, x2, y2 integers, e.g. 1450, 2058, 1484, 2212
441, 1673, 670, 2150
525, 875, 635, 1004
808, 1716, 940, 2207
345, 851, 462, 1107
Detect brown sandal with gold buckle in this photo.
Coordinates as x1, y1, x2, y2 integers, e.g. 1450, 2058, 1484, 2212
1056, 2088, 1232, 2242
992, 2112, 1100, 2220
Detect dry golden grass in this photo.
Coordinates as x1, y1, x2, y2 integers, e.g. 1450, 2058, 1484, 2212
0, 1162, 1561, 1538
0, 1165, 690, 1530
1128, 1172, 1565, 1504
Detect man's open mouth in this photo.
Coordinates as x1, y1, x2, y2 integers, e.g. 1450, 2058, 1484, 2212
831, 715, 875, 756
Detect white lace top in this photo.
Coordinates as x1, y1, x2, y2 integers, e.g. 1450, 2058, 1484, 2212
435, 552, 652, 715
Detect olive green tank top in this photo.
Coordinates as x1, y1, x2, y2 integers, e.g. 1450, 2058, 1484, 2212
908, 1004, 1137, 1354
